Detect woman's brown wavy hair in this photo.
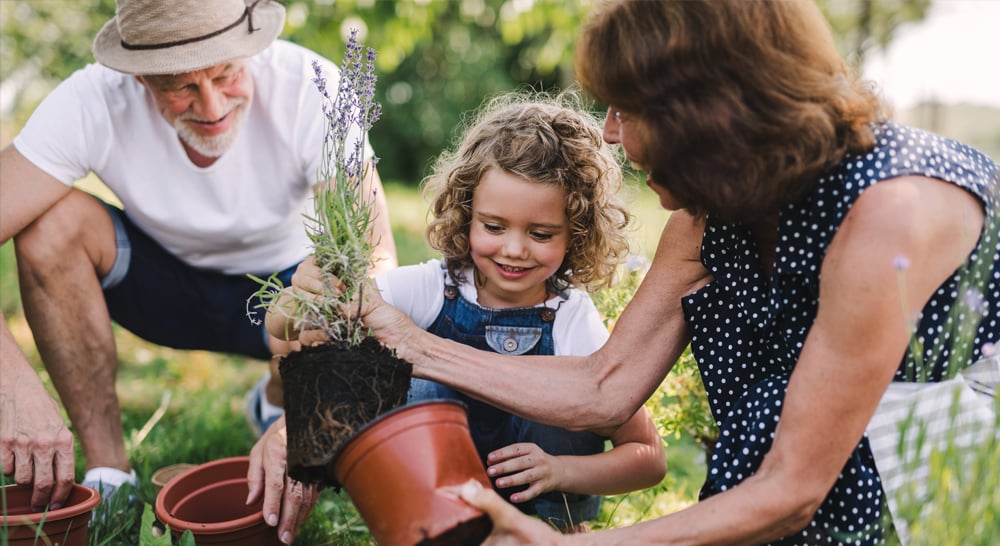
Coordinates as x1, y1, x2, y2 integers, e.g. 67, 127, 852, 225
576, 0, 884, 223
423, 91, 631, 292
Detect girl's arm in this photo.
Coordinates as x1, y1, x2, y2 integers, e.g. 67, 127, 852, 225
486, 406, 666, 501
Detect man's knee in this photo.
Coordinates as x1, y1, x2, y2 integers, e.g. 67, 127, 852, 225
14, 191, 115, 274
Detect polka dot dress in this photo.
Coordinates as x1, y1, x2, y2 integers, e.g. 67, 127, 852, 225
680, 122, 999, 545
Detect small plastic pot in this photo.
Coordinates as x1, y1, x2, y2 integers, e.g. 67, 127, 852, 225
154, 456, 280, 545
332, 400, 493, 546
1, 483, 100, 546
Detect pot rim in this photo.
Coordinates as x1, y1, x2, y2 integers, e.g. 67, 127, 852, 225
155, 456, 266, 534
331, 399, 472, 481
332, 399, 468, 463
0, 483, 101, 525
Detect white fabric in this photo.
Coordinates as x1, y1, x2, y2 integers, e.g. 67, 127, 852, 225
13, 40, 370, 275
83, 467, 138, 488
865, 355, 999, 544
375, 259, 610, 356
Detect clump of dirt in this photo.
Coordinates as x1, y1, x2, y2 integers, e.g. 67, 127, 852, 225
279, 337, 412, 487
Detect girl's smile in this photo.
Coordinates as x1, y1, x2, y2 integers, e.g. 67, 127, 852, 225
470, 168, 569, 309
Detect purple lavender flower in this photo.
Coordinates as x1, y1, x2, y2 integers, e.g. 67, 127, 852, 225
302, 29, 384, 345
313, 28, 382, 189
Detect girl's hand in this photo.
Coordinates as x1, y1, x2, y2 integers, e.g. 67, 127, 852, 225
288, 256, 327, 295
266, 257, 330, 344
285, 256, 338, 346
486, 443, 564, 503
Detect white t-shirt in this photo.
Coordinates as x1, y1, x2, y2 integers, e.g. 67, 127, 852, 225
13, 40, 369, 275
375, 260, 610, 356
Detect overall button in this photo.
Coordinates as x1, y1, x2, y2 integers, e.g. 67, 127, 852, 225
485, 325, 542, 356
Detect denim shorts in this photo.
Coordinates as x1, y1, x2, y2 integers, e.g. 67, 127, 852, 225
100, 203, 298, 360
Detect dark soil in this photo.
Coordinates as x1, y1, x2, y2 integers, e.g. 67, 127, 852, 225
279, 337, 412, 487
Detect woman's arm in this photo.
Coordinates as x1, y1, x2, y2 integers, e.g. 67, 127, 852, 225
618, 176, 986, 545
642, 177, 984, 543
365, 211, 711, 435
462, 176, 986, 544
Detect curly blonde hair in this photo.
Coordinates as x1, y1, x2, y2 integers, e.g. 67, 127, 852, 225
423, 91, 631, 292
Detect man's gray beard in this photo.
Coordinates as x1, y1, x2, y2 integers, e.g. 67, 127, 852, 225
174, 99, 247, 158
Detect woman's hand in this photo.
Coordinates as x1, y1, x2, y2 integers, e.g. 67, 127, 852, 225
355, 279, 418, 351
486, 443, 563, 503
455, 480, 567, 545
284, 256, 414, 351
246, 416, 319, 544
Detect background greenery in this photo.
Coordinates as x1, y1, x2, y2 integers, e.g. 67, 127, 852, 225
13, 0, 1000, 185
2, 1, 997, 544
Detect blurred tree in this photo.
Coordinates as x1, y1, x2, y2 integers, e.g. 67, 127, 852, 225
0, 0, 117, 128
2, 0, 932, 184
819, 0, 931, 67
281, 0, 590, 183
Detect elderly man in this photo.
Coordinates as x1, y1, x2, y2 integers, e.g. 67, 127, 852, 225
0, 0, 396, 534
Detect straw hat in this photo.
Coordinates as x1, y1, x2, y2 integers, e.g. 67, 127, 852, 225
93, 0, 285, 75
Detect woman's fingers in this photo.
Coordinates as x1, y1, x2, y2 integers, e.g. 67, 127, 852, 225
456, 480, 565, 545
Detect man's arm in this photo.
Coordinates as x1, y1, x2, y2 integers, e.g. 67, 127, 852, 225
363, 167, 398, 275
0, 145, 72, 243
1, 321, 75, 509
0, 144, 76, 508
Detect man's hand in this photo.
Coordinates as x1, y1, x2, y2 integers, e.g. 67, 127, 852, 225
1, 327, 75, 510
247, 416, 319, 544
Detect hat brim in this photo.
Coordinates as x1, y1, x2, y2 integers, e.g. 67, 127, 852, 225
92, 1, 285, 75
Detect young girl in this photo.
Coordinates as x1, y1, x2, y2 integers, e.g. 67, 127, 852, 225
269, 92, 666, 531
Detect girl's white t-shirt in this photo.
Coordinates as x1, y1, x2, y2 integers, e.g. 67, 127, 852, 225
375, 260, 610, 356
14, 40, 369, 276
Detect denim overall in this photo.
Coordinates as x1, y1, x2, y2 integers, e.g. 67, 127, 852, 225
408, 281, 606, 528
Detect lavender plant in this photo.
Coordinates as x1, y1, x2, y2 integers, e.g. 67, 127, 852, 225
252, 29, 382, 348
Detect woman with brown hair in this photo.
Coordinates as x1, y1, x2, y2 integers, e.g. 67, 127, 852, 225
255, 1, 998, 543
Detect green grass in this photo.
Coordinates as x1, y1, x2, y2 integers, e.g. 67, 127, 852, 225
1, 179, 706, 545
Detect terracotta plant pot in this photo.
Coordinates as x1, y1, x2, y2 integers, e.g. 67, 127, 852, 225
155, 456, 279, 545
1, 483, 100, 546
332, 400, 494, 546
151, 463, 196, 496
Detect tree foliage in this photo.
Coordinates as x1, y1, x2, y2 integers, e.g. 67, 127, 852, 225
0, 0, 117, 127
1, 0, 930, 184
